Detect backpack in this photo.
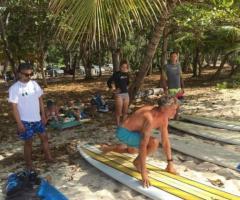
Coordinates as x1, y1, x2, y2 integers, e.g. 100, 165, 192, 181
91, 94, 109, 112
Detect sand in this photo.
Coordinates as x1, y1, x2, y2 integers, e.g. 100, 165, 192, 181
0, 86, 240, 200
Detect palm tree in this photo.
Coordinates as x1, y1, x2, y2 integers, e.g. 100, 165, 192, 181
49, 0, 167, 48
49, 0, 169, 78
51, 0, 227, 98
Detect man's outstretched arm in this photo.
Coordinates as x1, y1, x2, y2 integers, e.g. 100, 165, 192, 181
160, 121, 177, 174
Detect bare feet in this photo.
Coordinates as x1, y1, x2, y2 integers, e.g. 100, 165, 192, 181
133, 159, 141, 173
100, 144, 112, 154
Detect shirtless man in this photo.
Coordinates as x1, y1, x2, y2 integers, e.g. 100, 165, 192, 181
101, 95, 178, 188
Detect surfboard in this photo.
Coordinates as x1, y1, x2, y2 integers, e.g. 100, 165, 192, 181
169, 134, 239, 171
180, 114, 240, 132
79, 144, 240, 200
169, 121, 240, 145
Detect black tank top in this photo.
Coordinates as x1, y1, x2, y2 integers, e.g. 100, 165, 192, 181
107, 71, 129, 93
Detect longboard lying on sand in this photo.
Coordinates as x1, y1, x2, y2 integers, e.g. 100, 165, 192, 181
169, 134, 239, 171
180, 114, 240, 132
169, 121, 240, 145
79, 144, 240, 200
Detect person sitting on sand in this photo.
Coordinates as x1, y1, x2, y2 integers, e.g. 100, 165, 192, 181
8, 63, 53, 170
101, 95, 178, 188
61, 100, 88, 121
45, 99, 59, 123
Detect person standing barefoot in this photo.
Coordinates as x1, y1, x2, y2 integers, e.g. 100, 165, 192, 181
8, 63, 53, 170
107, 60, 130, 126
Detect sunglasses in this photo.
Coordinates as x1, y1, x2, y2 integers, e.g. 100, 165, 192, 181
21, 72, 33, 77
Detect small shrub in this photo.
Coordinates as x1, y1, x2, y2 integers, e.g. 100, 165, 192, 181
216, 81, 228, 89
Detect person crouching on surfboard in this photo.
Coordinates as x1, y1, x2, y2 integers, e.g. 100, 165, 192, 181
101, 95, 178, 188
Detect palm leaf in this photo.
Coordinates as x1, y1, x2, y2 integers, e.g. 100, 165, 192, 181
49, 0, 168, 48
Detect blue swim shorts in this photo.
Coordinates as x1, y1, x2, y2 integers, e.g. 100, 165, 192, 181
116, 127, 142, 148
18, 121, 45, 141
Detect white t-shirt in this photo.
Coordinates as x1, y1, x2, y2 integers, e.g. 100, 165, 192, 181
8, 80, 43, 122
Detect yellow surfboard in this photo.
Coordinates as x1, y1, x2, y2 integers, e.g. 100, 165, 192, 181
78, 144, 240, 200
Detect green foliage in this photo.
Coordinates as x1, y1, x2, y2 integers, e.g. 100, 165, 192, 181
2, 0, 55, 62
231, 74, 240, 87
47, 45, 64, 64
216, 81, 229, 89
49, 0, 166, 48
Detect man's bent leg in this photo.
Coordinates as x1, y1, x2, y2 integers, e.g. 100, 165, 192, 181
101, 144, 128, 153
24, 139, 33, 169
115, 95, 123, 126
147, 137, 159, 155
133, 137, 159, 172
122, 95, 129, 122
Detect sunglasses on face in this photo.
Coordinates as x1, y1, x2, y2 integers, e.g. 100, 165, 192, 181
21, 72, 33, 77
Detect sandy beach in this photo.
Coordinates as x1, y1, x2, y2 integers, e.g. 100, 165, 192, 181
0, 83, 240, 200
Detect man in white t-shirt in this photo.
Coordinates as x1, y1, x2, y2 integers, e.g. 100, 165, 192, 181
8, 63, 53, 169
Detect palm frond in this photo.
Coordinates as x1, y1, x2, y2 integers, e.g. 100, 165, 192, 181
49, 0, 168, 49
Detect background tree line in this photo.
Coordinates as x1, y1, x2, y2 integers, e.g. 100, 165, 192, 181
0, 0, 239, 97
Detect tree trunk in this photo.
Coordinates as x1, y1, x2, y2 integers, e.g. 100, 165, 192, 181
134, 32, 142, 68
160, 27, 169, 70
63, 52, 70, 70
147, 63, 153, 76
98, 51, 102, 77
112, 48, 120, 72
129, 18, 167, 100
198, 53, 204, 77
213, 51, 235, 79
82, 55, 92, 80
39, 51, 47, 87
111, 37, 120, 72
198, 58, 202, 77
72, 53, 78, 81
128, 0, 178, 101
229, 64, 240, 77
38, 31, 48, 87
192, 46, 199, 77
212, 52, 219, 67
0, 14, 16, 76
204, 54, 211, 67
2, 59, 8, 75
182, 52, 190, 73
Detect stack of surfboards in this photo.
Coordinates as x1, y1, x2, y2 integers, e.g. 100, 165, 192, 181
168, 114, 240, 172
79, 144, 240, 200
180, 114, 240, 131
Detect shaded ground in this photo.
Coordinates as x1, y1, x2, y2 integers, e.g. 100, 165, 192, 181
0, 66, 240, 200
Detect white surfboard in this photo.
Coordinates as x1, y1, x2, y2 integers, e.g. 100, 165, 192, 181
170, 134, 239, 171
78, 144, 240, 200
169, 120, 240, 145
180, 114, 240, 131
